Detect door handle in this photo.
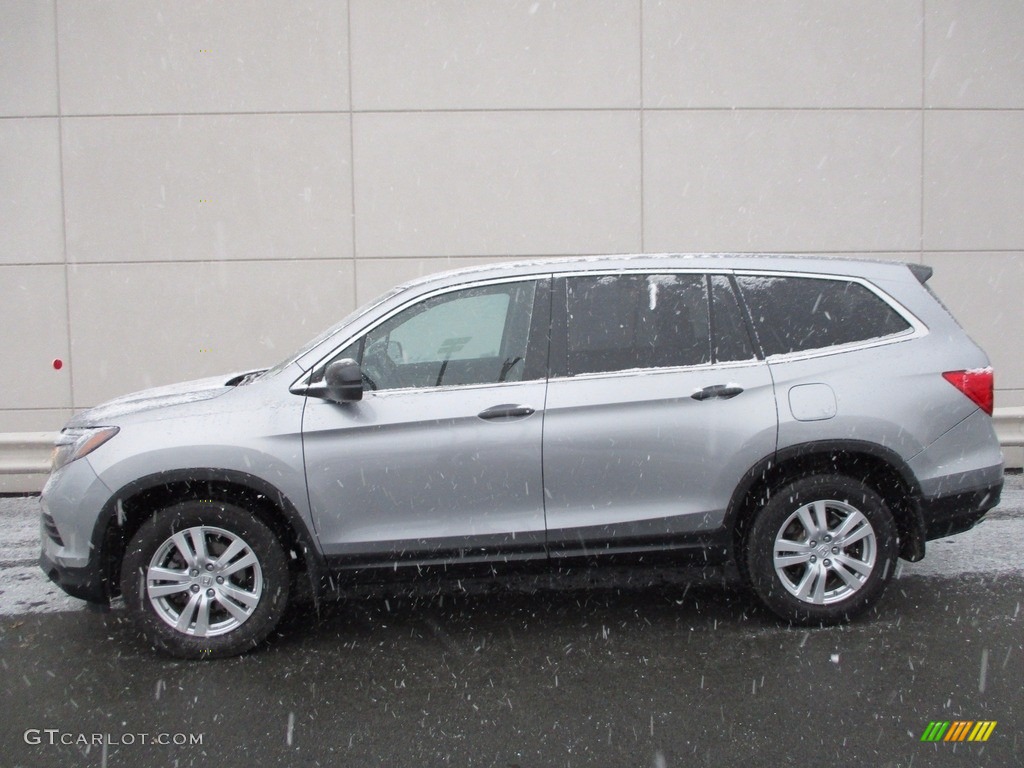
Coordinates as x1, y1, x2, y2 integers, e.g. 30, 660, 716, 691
691, 384, 744, 401
478, 404, 536, 421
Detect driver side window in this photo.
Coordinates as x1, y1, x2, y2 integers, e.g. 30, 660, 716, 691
329, 280, 542, 392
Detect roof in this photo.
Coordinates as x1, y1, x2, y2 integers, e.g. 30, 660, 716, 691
394, 253, 919, 292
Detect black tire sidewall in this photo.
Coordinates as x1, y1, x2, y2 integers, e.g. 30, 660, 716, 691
120, 501, 289, 659
746, 475, 898, 625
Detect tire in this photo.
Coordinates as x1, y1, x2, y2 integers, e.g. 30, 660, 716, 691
745, 475, 898, 625
120, 500, 290, 659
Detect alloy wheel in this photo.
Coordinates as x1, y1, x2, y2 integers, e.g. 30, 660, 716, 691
771, 499, 878, 605
145, 525, 264, 637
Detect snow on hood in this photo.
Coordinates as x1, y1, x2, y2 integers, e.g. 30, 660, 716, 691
66, 371, 256, 428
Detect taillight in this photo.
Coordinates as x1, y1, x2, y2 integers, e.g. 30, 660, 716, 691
942, 367, 994, 415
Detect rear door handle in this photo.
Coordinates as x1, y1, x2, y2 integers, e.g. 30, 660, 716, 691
478, 404, 536, 421
691, 384, 744, 401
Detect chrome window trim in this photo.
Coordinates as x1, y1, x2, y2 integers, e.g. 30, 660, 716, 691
545, 356, 768, 386
551, 266, 710, 279
761, 331, 921, 364
342, 378, 544, 398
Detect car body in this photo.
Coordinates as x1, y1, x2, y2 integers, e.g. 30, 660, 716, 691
40, 254, 1004, 657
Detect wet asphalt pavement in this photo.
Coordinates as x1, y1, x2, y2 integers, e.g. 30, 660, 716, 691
2, 479, 1022, 768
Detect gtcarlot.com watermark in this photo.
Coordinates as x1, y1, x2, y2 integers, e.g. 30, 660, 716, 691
24, 729, 204, 747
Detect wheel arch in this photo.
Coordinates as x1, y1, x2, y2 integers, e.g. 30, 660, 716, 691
726, 440, 927, 570
93, 468, 325, 603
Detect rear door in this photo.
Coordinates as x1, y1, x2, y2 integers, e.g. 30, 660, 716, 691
542, 271, 777, 559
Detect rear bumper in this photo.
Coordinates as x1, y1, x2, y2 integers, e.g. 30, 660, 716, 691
919, 480, 1002, 542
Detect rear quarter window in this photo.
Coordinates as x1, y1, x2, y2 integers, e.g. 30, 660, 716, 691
736, 275, 912, 356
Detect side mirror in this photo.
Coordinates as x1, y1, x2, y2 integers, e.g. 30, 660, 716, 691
324, 358, 363, 402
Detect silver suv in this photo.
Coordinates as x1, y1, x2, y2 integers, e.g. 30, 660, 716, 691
40, 255, 1003, 658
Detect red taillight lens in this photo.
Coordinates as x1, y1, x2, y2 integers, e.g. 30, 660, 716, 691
942, 367, 994, 415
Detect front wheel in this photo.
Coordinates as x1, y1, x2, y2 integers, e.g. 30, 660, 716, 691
745, 475, 898, 625
121, 501, 289, 659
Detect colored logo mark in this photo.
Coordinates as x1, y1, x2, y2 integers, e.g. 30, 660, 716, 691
920, 720, 997, 742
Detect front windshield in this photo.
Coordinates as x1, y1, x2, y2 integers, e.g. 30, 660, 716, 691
259, 286, 405, 379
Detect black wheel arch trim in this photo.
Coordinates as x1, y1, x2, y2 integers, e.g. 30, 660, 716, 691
91, 468, 327, 603
725, 439, 927, 564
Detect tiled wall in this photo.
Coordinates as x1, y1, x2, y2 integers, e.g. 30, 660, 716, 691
2, 0, 1022, 438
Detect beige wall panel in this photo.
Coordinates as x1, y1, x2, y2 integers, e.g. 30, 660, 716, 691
68, 260, 355, 407
353, 111, 641, 258
924, 111, 1024, 251
644, 111, 921, 253
355, 256, 522, 304
926, 0, 1024, 108
0, 409, 72, 433
62, 114, 352, 262
1004, 446, 1023, 468
926, 252, 1024, 394
643, 0, 921, 108
998, 391, 1024, 408
57, 0, 348, 115
350, 0, 640, 110
0, 1, 58, 116
0, 119, 64, 264
0, 265, 71, 409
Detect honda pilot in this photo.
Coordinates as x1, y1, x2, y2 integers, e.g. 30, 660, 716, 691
40, 255, 1004, 658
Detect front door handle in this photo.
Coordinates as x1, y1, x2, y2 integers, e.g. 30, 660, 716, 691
478, 404, 536, 421
691, 384, 744, 401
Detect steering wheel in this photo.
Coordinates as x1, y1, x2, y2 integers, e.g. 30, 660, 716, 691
362, 338, 399, 391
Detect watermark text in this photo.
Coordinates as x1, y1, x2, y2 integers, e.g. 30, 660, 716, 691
24, 729, 204, 747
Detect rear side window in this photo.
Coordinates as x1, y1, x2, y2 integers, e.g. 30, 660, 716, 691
736, 275, 912, 356
565, 274, 710, 375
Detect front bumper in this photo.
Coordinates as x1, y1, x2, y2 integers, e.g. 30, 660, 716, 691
39, 457, 116, 604
39, 549, 109, 604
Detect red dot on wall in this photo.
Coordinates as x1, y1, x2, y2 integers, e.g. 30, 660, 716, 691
52, 359, 63, 370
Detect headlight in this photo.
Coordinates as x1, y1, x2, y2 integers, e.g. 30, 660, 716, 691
51, 426, 120, 473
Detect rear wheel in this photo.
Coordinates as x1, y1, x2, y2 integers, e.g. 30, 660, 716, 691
121, 501, 289, 659
745, 475, 898, 625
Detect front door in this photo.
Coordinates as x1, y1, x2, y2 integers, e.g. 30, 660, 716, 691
302, 278, 551, 567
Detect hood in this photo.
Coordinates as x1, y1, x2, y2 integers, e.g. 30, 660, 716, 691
66, 370, 262, 428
